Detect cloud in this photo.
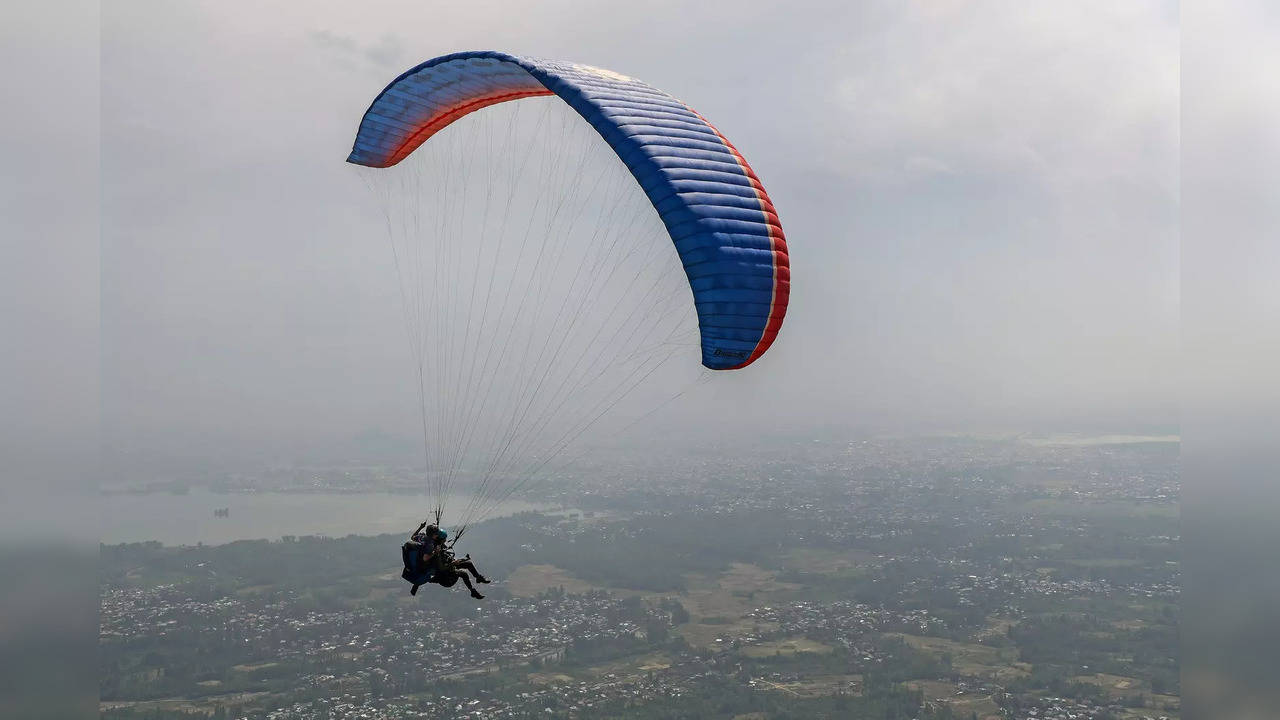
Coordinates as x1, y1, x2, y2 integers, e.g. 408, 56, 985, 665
309, 29, 406, 70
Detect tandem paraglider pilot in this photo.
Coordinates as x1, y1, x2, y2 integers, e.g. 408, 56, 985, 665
402, 522, 491, 600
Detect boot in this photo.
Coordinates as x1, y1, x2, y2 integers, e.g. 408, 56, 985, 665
470, 588, 485, 600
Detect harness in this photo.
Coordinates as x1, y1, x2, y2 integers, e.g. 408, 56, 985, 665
400, 540, 436, 585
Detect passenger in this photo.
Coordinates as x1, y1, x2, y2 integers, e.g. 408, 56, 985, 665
426, 528, 491, 600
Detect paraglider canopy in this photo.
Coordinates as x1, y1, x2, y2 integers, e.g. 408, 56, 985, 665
348, 51, 789, 370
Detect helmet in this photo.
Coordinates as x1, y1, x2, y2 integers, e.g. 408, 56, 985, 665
436, 529, 448, 540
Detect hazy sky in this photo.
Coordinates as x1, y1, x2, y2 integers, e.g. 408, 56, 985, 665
2, 2, 100, 493
82, 1, 1182, 469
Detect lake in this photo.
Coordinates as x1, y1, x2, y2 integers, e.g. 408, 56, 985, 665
100, 488, 547, 546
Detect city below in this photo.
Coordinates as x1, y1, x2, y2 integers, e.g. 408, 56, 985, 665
100, 434, 1179, 720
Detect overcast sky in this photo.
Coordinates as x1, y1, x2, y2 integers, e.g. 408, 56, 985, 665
11, 0, 1186, 474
